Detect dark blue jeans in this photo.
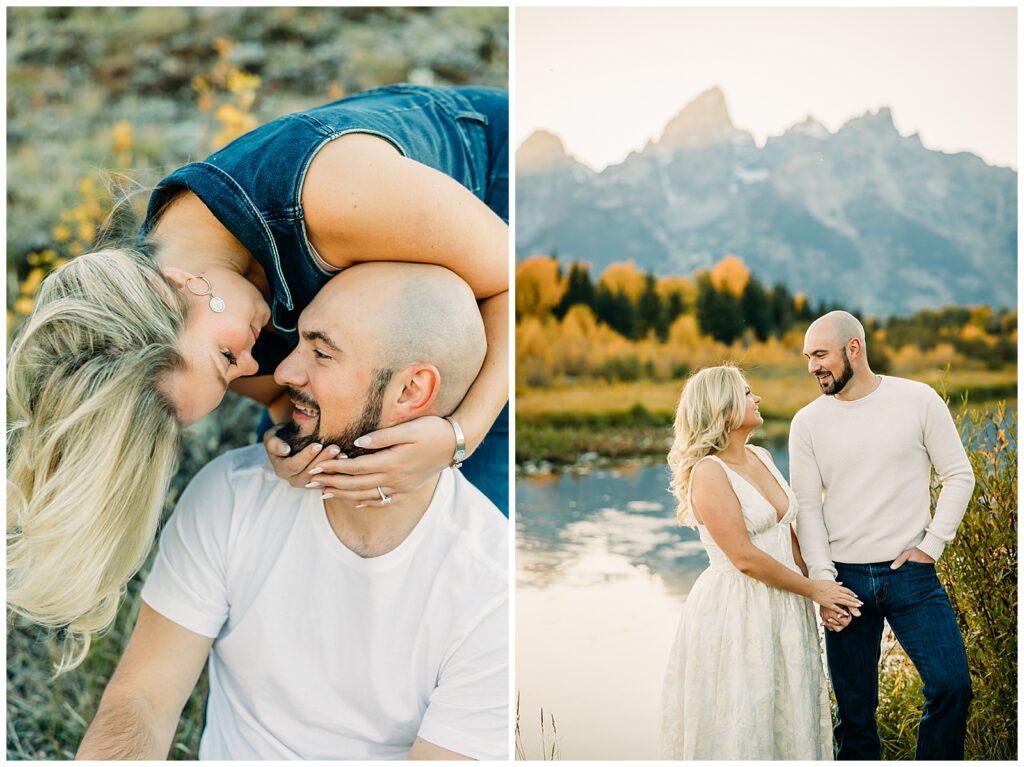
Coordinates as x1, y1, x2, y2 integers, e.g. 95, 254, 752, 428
825, 561, 972, 760
460, 402, 509, 517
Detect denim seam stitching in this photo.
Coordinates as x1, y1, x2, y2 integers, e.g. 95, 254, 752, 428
189, 162, 293, 313
293, 129, 411, 278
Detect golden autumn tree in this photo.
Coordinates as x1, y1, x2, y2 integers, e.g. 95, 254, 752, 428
599, 260, 646, 302
709, 254, 750, 297
516, 256, 565, 319
559, 304, 601, 376
656, 275, 695, 304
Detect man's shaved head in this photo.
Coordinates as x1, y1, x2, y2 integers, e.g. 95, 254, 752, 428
320, 262, 486, 416
806, 310, 866, 350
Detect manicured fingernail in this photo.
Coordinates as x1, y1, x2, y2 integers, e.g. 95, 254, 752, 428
337, 453, 347, 459
311, 444, 323, 453
354, 436, 371, 448
279, 444, 291, 455
305, 481, 321, 488
322, 492, 334, 500
308, 467, 324, 476
325, 446, 339, 456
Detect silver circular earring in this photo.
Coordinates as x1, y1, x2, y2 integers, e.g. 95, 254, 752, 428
185, 275, 226, 313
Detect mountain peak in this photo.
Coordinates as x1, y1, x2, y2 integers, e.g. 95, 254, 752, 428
787, 115, 831, 140
517, 129, 579, 174
655, 86, 736, 151
841, 106, 897, 134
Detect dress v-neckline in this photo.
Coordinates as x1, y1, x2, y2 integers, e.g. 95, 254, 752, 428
714, 447, 791, 525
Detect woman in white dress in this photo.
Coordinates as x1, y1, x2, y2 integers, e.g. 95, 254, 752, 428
660, 365, 861, 759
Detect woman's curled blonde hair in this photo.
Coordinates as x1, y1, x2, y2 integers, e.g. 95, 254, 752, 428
667, 365, 747, 528
7, 248, 190, 671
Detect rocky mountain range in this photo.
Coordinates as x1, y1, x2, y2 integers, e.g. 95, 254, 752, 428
516, 87, 1017, 316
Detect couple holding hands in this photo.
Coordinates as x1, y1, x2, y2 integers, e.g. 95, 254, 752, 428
661, 311, 976, 760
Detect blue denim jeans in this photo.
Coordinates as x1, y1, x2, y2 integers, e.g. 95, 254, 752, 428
825, 561, 972, 760
460, 402, 509, 517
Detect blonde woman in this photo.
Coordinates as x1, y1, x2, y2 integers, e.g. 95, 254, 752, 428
659, 365, 860, 759
7, 85, 508, 670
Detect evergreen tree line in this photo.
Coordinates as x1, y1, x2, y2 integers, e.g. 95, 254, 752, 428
550, 261, 843, 344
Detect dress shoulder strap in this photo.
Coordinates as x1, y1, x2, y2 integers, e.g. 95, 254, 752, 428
686, 454, 728, 525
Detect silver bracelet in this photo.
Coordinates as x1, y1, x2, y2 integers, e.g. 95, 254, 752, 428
444, 415, 467, 468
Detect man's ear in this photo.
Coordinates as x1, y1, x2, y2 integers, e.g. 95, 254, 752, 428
389, 364, 441, 422
847, 337, 863, 361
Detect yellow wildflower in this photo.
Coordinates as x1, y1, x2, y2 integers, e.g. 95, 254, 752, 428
213, 37, 234, 56
77, 221, 96, 244
21, 267, 45, 296
113, 120, 134, 155
227, 70, 261, 94
14, 296, 35, 315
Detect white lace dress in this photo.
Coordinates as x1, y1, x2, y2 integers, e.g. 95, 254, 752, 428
659, 446, 833, 760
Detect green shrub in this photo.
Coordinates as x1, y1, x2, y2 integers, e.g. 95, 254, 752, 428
876, 401, 1017, 760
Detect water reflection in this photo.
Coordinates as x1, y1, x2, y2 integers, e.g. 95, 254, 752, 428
516, 436, 788, 595
516, 441, 786, 760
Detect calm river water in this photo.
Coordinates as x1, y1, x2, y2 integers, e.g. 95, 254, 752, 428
516, 440, 786, 760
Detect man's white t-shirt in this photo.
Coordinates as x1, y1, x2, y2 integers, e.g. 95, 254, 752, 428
141, 444, 508, 760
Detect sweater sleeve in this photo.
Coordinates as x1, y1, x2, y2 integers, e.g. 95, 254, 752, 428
789, 412, 837, 582
916, 389, 975, 561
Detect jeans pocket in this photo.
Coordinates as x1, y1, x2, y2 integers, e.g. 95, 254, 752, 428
903, 559, 935, 569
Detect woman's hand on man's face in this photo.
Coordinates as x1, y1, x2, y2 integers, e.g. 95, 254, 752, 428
263, 426, 345, 489
300, 415, 458, 508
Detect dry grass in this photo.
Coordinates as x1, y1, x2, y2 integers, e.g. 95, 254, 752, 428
517, 368, 1016, 422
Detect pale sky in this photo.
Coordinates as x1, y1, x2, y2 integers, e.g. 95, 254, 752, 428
517, 7, 1017, 170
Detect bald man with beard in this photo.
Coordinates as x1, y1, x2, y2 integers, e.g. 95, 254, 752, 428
789, 311, 975, 761
78, 263, 508, 761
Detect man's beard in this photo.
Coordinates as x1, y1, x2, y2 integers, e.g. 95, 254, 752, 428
818, 348, 854, 396
276, 368, 393, 458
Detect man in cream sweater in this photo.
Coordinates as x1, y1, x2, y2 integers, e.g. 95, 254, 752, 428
790, 311, 975, 761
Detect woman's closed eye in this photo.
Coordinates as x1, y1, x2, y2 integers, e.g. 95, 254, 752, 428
313, 348, 332, 360
221, 350, 238, 365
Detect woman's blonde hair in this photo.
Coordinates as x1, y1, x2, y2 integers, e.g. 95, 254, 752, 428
667, 365, 747, 527
7, 248, 190, 672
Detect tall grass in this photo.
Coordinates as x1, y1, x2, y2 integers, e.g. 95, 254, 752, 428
515, 694, 560, 760
875, 401, 1017, 759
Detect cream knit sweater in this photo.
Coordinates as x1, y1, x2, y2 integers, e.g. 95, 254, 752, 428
790, 376, 975, 581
